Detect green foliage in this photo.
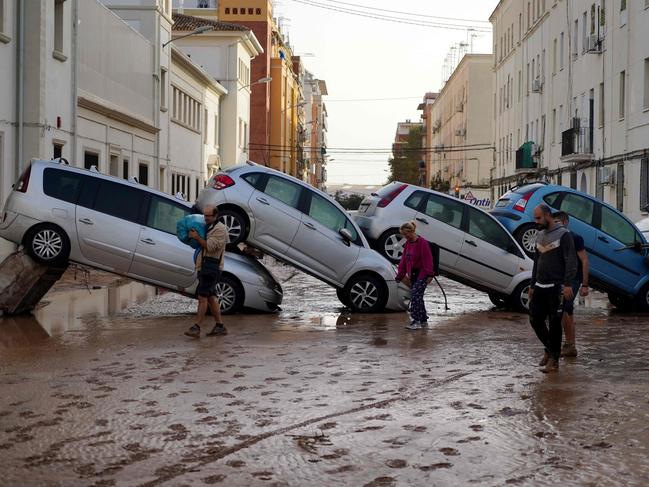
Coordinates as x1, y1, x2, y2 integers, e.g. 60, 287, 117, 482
386, 125, 424, 185
333, 190, 364, 210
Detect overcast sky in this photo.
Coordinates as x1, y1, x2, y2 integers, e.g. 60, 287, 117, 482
276, 0, 499, 186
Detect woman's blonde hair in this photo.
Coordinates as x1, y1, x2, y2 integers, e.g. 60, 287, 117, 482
399, 221, 417, 234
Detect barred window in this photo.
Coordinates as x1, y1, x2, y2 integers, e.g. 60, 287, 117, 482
641, 157, 649, 210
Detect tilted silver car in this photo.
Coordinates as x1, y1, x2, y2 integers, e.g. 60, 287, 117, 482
195, 162, 410, 313
0, 160, 283, 314
353, 182, 533, 311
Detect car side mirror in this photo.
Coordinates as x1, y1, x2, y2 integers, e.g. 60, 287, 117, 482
339, 228, 353, 243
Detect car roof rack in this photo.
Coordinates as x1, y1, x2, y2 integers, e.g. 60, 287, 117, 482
89, 165, 100, 173
51, 157, 70, 165
175, 192, 186, 201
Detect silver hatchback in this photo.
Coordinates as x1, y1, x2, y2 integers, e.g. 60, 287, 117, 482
0, 160, 283, 314
195, 162, 409, 313
353, 182, 533, 311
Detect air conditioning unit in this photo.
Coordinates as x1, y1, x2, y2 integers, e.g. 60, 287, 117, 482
531, 78, 542, 93
586, 34, 602, 53
600, 166, 616, 185
455, 127, 466, 137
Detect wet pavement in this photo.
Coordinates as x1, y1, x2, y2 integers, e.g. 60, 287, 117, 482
1, 260, 649, 486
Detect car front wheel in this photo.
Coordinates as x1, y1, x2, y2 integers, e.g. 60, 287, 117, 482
514, 224, 538, 258
508, 280, 531, 313
25, 223, 70, 266
343, 274, 388, 313
634, 284, 649, 311
336, 288, 351, 308
377, 229, 404, 264
218, 208, 248, 247
488, 292, 508, 308
216, 274, 245, 314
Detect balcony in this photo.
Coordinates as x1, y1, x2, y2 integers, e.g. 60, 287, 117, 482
515, 141, 540, 173
561, 127, 594, 164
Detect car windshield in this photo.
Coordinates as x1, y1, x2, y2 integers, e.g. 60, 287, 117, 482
512, 183, 545, 195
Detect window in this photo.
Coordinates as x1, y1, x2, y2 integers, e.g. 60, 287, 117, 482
600, 206, 637, 245
122, 159, 129, 179
560, 193, 594, 224
54, 0, 65, 57
560, 32, 564, 69
248, 8, 253, 14
307, 192, 358, 242
582, 12, 587, 53
0, 0, 5, 37
641, 158, 649, 211
84, 151, 99, 170
467, 207, 513, 252
94, 181, 145, 223
160, 68, 167, 110
147, 196, 189, 235
644, 58, 649, 110
543, 192, 561, 209
599, 82, 605, 127
203, 108, 208, 144
232, 8, 238, 14
139, 162, 149, 186
225, 7, 230, 14
404, 191, 427, 211
620, 0, 627, 11
264, 175, 302, 208
43, 168, 83, 204
619, 71, 626, 119
214, 113, 219, 146
573, 20, 578, 58
53, 143, 63, 159
552, 109, 556, 143
422, 194, 464, 230
256, 8, 261, 14
552, 38, 557, 74
171, 86, 201, 131
241, 172, 265, 190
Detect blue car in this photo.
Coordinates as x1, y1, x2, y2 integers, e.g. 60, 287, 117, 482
491, 183, 649, 310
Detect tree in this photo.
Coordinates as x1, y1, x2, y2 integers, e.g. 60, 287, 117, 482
333, 190, 364, 210
386, 125, 423, 185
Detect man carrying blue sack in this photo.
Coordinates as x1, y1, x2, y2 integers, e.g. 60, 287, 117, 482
184, 205, 230, 338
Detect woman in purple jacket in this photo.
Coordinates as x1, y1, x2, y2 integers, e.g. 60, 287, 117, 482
395, 221, 435, 330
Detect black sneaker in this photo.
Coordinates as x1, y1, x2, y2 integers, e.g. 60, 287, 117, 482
206, 323, 228, 336
184, 324, 200, 338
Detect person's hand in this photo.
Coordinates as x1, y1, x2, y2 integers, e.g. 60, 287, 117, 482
563, 286, 574, 301
528, 287, 534, 302
579, 286, 589, 297
401, 276, 411, 287
188, 229, 199, 240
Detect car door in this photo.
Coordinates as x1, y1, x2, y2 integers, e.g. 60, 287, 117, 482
457, 206, 521, 291
288, 191, 361, 286
593, 204, 645, 293
75, 178, 145, 273
557, 192, 597, 251
129, 195, 197, 290
247, 174, 303, 254
413, 192, 465, 273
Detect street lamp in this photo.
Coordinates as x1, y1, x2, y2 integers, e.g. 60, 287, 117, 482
162, 25, 215, 48
238, 76, 272, 91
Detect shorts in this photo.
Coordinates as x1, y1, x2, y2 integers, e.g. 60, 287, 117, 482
196, 257, 221, 297
562, 280, 582, 315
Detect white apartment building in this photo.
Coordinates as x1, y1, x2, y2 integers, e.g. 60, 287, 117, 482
491, 0, 649, 223
303, 70, 328, 190
428, 54, 494, 207
171, 13, 263, 168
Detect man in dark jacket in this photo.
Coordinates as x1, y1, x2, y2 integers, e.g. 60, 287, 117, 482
528, 204, 578, 372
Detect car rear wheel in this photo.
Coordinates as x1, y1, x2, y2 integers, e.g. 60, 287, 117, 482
336, 288, 351, 308
25, 223, 70, 266
514, 224, 538, 258
508, 280, 531, 313
216, 274, 245, 314
634, 284, 649, 311
344, 274, 388, 313
218, 208, 248, 247
488, 292, 508, 308
377, 229, 404, 264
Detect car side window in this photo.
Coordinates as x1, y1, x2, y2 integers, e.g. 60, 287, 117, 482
307, 193, 359, 242
263, 175, 302, 209
560, 193, 594, 225
467, 207, 514, 253
404, 191, 426, 211
242, 172, 265, 190
543, 192, 561, 209
147, 196, 190, 235
93, 181, 146, 223
43, 168, 83, 204
423, 194, 463, 229
600, 206, 638, 245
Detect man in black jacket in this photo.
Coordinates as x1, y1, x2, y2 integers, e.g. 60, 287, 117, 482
528, 204, 578, 373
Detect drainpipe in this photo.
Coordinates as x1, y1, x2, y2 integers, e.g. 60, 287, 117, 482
71, 0, 79, 163
16, 0, 25, 175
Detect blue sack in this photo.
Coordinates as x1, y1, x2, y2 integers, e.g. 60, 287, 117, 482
177, 214, 206, 249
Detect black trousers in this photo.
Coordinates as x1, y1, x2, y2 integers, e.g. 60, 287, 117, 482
529, 284, 564, 360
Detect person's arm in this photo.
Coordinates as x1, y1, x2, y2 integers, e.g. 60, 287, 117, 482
578, 249, 589, 295
395, 243, 407, 282
205, 225, 228, 255
562, 233, 577, 285
420, 239, 435, 282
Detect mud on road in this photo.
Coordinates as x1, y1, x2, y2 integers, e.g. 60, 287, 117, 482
1, 262, 649, 486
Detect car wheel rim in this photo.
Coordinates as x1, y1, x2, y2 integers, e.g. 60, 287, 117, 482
33, 230, 63, 260
520, 228, 538, 253
349, 280, 378, 310
384, 234, 405, 260
520, 284, 531, 310
216, 282, 236, 311
221, 215, 242, 241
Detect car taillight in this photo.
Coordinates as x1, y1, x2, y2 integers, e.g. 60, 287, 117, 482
512, 190, 536, 212
209, 174, 235, 190
14, 165, 31, 193
377, 184, 408, 208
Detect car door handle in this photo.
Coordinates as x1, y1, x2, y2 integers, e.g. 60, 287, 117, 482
416, 217, 429, 224
303, 222, 316, 230
78, 218, 93, 225
256, 197, 270, 205
465, 240, 478, 247
140, 238, 155, 245
598, 236, 609, 243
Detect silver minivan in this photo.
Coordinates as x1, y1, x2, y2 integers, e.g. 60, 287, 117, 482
0, 160, 283, 314
354, 182, 533, 311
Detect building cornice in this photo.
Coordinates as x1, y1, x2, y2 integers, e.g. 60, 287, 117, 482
77, 92, 159, 134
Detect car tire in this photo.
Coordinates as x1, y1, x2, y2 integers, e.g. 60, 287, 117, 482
343, 274, 388, 313
218, 208, 248, 247
488, 292, 508, 308
634, 284, 649, 311
514, 224, 538, 258
608, 292, 634, 311
336, 288, 351, 308
216, 274, 245, 314
24, 223, 71, 266
377, 229, 404, 264
508, 280, 531, 313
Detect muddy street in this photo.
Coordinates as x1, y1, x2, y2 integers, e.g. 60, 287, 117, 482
1, 263, 649, 486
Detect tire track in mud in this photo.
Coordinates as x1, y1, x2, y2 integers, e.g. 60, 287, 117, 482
139, 370, 473, 487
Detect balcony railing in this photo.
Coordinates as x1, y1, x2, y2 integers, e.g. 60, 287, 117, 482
561, 127, 593, 163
